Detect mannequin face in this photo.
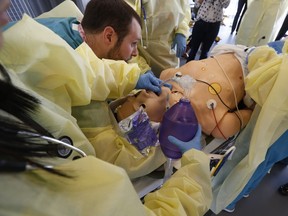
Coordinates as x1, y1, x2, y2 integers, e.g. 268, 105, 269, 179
117, 86, 171, 122
116, 80, 188, 123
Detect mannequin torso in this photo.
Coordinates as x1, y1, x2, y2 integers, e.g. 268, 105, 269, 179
160, 53, 252, 138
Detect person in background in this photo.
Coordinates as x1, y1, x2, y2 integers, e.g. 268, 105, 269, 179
230, 0, 247, 35
0, 3, 212, 215
235, 0, 288, 46
125, 0, 191, 77
186, 0, 230, 61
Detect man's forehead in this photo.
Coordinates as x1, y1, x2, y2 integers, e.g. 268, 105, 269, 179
128, 17, 142, 40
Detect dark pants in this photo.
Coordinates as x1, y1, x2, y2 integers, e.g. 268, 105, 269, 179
231, 0, 247, 34
275, 13, 288, 41
187, 19, 221, 61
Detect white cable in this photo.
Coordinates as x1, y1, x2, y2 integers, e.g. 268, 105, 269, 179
17, 131, 87, 157
213, 56, 244, 126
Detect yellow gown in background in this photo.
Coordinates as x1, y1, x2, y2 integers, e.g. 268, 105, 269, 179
125, 0, 191, 76
236, 0, 288, 46
211, 40, 288, 213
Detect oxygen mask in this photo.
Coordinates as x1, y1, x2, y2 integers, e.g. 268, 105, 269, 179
172, 72, 196, 100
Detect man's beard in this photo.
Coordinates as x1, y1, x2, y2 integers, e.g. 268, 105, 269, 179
107, 44, 130, 62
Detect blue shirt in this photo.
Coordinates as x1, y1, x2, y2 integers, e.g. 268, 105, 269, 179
4, 17, 83, 49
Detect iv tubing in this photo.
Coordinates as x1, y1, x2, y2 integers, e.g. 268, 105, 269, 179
163, 157, 174, 184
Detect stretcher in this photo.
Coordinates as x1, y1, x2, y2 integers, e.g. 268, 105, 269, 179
132, 136, 237, 199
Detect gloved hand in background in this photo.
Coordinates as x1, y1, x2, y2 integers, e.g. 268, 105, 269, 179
171, 33, 186, 58
168, 124, 202, 154
136, 71, 172, 94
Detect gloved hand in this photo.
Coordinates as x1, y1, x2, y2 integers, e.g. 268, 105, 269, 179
168, 124, 202, 154
136, 71, 172, 94
171, 33, 186, 58
162, 82, 172, 90
145, 70, 173, 90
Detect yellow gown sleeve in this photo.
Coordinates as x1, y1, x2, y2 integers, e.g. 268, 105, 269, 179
144, 149, 212, 216
245, 45, 282, 106
36, 0, 84, 21
3, 71, 96, 162
175, 0, 192, 38
76, 43, 141, 100
0, 153, 211, 216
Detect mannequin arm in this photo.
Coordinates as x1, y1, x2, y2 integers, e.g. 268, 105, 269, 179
211, 109, 253, 139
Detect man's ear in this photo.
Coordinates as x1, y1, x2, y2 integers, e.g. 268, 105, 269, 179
103, 26, 116, 45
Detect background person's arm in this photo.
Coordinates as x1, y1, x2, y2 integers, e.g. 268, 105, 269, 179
175, 0, 191, 39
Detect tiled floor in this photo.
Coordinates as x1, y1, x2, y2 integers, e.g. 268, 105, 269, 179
205, 162, 288, 216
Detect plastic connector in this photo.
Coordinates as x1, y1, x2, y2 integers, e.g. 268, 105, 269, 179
206, 99, 217, 109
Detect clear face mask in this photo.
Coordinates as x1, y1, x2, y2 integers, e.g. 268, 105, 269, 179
174, 73, 196, 99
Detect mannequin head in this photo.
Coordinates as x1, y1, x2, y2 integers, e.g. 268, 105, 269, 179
115, 76, 195, 123
115, 86, 171, 123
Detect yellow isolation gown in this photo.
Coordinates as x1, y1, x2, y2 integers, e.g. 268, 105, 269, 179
125, 0, 191, 76
0, 151, 212, 215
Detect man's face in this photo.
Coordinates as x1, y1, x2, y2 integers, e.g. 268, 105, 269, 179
107, 18, 141, 61
0, 0, 10, 48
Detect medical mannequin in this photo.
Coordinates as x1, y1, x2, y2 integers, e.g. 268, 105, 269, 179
116, 45, 254, 139
125, 0, 191, 77
114, 39, 288, 214
160, 54, 252, 139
